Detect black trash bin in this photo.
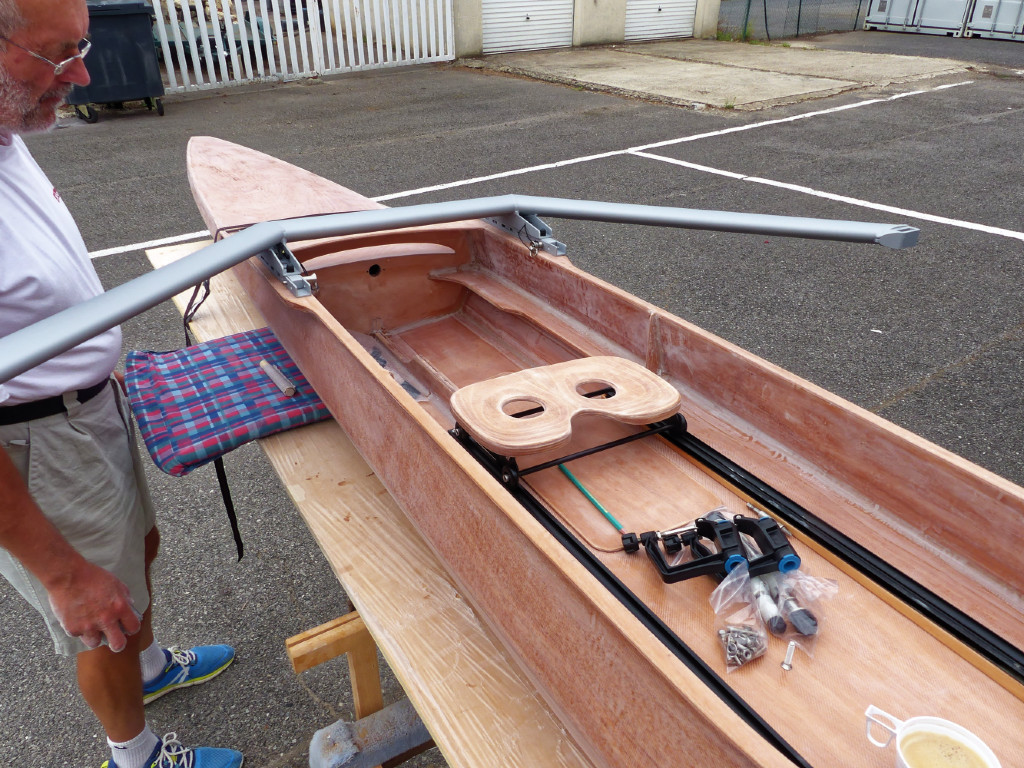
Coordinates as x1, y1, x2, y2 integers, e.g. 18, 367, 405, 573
67, 0, 165, 123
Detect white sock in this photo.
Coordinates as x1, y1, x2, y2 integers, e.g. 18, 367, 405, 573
108, 726, 160, 768
139, 639, 167, 684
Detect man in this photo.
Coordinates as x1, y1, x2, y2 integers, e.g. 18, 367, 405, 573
0, 1, 243, 766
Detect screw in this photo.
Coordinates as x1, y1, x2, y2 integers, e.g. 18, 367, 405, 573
781, 640, 797, 671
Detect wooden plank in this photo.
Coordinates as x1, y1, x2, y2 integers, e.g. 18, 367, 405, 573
286, 612, 370, 674
146, 241, 594, 768
286, 612, 384, 718
346, 634, 384, 720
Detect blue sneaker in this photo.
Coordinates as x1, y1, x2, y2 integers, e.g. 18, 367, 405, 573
102, 732, 243, 768
143, 645, 235, 704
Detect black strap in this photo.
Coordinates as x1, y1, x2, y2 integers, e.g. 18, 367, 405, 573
214, 456, 244, 561
183, 280, 211, 347
182, 280, 244, 560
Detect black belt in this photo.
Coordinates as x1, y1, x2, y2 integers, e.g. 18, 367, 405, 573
0, 380, 110, 426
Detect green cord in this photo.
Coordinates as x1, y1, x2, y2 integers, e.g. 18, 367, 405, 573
558, 464, 623, 532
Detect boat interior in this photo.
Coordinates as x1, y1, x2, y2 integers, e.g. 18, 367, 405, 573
284, 222, 1024, 767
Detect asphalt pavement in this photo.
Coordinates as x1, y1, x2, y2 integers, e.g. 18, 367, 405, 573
3, 31, 1023, 768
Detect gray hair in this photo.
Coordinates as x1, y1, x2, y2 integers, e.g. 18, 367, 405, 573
0, 0, 24, 40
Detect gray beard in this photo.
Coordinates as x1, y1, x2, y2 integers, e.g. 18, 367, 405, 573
0, 66, 70, 134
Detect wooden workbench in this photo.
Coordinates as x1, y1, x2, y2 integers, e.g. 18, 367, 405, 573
147, 241, 592, 768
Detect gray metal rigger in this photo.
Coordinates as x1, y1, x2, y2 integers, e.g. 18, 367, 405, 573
0, 195, 918, 384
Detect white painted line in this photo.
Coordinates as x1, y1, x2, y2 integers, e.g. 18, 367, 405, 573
373, 81, 972, 202
633, 156, 748, 180
89, 230, 211, 260
89, 80, 977, 254
629, 150, 1024, 242
371, 149, 628, 202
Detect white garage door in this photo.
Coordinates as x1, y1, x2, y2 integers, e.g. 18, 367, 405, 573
625, 0, 697, 40
482, 0, 575, 54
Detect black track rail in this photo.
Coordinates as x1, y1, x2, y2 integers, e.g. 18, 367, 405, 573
451, 410, 1024, 765
668, 430, 1024, 685
451, 427, 813, 768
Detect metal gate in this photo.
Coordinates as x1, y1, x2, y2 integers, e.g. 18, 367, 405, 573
624, 0, 697, 40
152, 0, 454, 93
481, 0, 574, 54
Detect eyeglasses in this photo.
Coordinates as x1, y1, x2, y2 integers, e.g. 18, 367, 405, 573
0, 36, 91, 76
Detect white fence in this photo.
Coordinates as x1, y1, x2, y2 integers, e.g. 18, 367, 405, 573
151, 0, 454, 93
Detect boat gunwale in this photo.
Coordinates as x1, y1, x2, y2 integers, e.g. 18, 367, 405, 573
186, 135, 1023, 767
467, 230, 1024, 602
256, 220, 1024, 654
229, 254, 795, 768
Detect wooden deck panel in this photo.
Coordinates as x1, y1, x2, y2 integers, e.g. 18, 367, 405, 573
385, 296, 1024, 768
434, 249, 1024, 655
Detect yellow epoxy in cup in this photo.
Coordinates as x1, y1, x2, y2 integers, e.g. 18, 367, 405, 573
900, 731, 989, 768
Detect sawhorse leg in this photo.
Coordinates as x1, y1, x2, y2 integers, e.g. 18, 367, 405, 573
287, 611, 433, 768
287, 611, 384, 719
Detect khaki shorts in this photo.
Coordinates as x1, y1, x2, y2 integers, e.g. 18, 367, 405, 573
0, 381, 156, 655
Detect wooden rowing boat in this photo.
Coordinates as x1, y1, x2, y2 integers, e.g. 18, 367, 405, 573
187, 136, 1023, 768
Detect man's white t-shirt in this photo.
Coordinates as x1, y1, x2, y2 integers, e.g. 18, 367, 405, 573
0, 133, 121, 405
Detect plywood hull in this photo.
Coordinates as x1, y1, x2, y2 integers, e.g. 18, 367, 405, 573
187, 137, 1024, 768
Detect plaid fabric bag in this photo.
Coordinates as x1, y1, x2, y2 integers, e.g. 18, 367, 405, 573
125, 327, 330, 477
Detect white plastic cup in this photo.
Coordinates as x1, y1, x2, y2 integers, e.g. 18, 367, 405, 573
864, 705, 1001, 768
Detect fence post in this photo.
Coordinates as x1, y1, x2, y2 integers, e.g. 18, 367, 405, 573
854, 0, 866, 28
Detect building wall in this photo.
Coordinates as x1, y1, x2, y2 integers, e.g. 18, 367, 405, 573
574, 0, 627, 46
692, 0, 722, 37
454, 0, 483, 57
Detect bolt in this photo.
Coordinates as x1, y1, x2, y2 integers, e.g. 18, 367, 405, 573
781, 640, 797, 671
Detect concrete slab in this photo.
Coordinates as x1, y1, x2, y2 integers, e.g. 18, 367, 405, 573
470, 48, 856, 109
469, 40, 973, 110
628, 39, 973, 81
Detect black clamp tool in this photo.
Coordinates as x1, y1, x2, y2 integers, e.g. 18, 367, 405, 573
622, 512, 800, 584
731, 514, 800, 577
622, 516, 747, 583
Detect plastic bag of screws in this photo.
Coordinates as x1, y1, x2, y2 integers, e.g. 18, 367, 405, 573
769, 569, 839, 657
718, 624, 769, 671
709, 562, 769, 672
